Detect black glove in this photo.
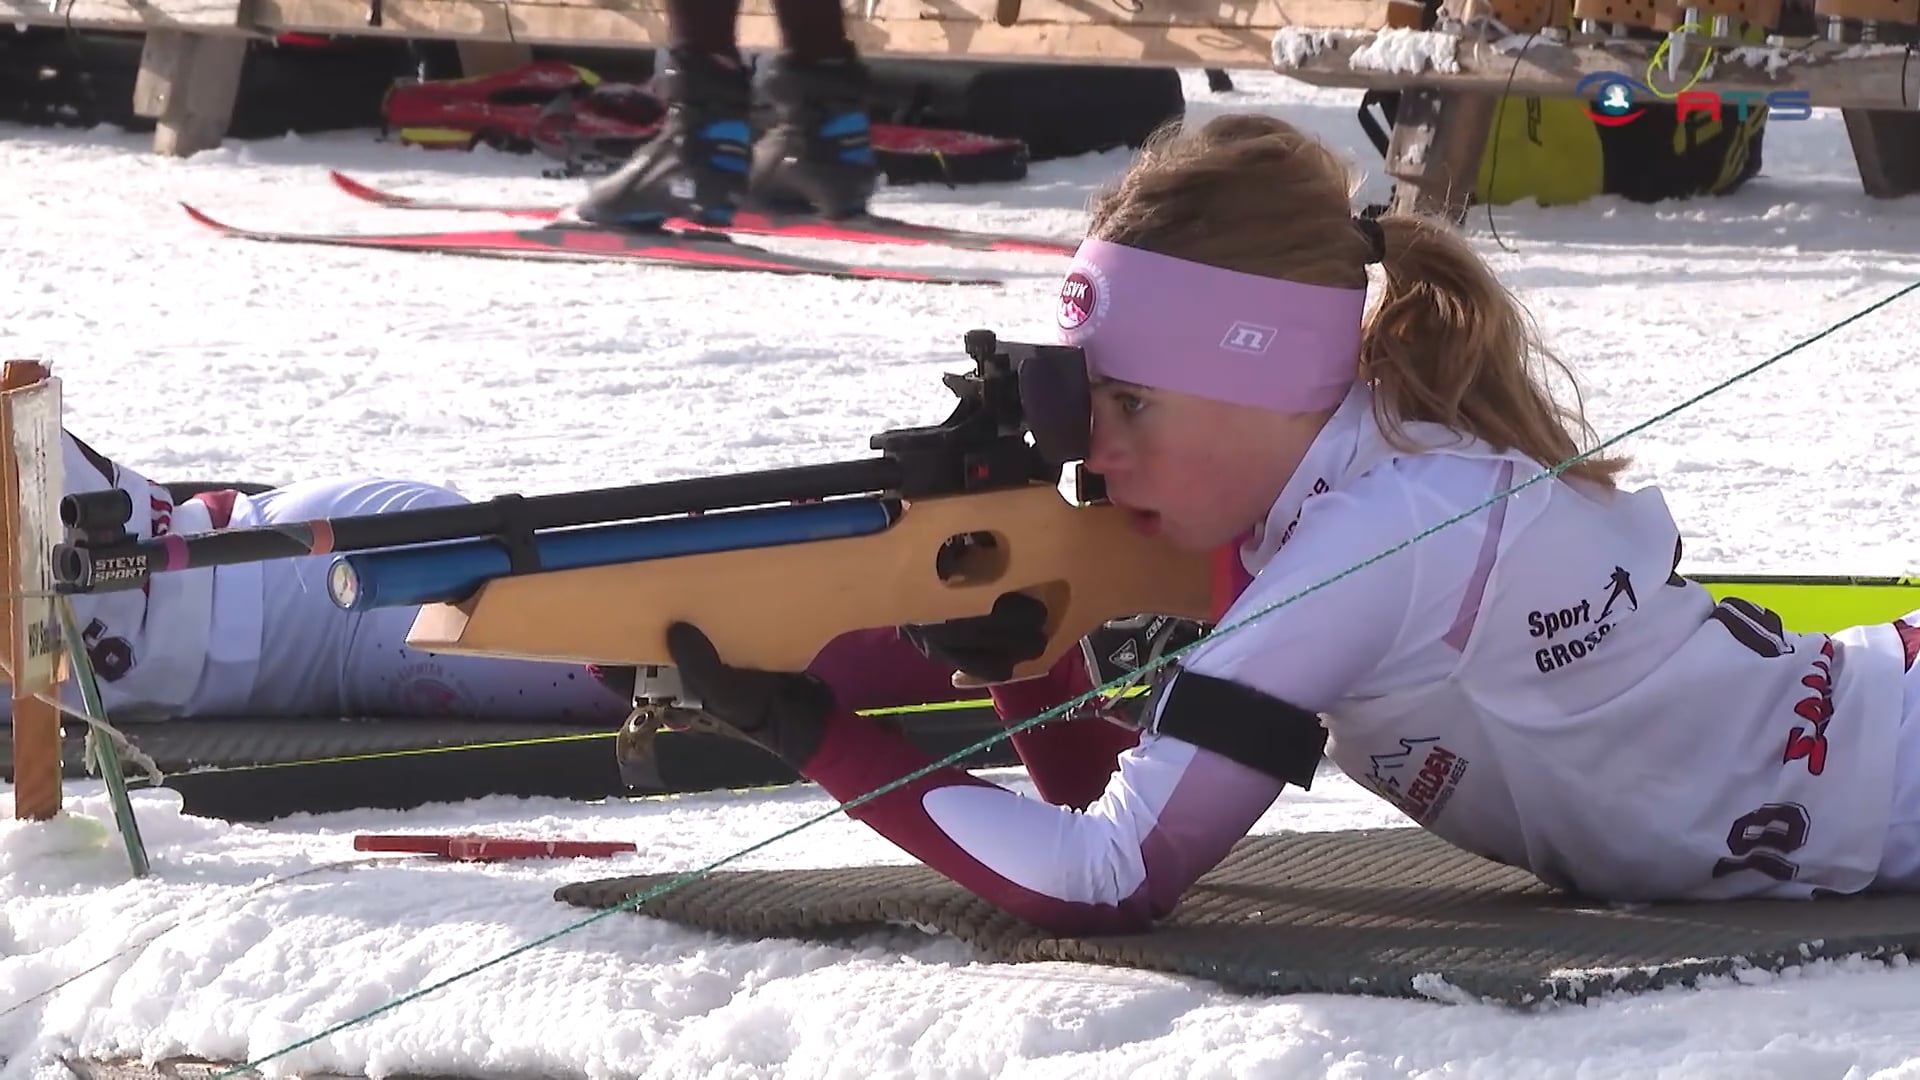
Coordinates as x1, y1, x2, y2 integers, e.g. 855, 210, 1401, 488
664, 621, 835, 767
899, 592, 1050, 684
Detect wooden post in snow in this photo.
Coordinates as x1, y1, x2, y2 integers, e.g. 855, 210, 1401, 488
133, 29, 250, 158
2, 362, 67, 822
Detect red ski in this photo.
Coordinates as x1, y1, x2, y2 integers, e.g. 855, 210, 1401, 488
353, 833, 637, 862
180, 203, 1001, 286
326, 170, 1076, 256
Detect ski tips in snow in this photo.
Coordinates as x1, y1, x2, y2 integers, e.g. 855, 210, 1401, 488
179, 202, 236, 232
328, 170, 414, 208
179, 201, 1005, 286
323, 170, 1079, 257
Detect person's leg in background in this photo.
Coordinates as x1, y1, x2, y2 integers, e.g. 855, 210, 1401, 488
569, 0, 876, 226
749, 0, 877, 220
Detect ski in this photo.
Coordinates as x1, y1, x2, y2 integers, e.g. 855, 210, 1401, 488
180, 204, 1002, 286
326, 170, 1077, 256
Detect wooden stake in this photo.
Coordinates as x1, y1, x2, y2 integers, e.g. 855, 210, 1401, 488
1385, 88, 1498, 224
1843, 109, 1920, 198
2, 361, 62, 822
133, 30, 249, 158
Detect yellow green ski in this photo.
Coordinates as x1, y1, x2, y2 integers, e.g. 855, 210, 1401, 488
1694, 574, 1920, 634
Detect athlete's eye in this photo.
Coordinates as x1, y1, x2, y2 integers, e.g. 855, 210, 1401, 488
1098, 387, 1148, 418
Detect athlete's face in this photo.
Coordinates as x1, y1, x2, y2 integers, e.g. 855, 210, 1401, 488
1086, 379, 1330, 552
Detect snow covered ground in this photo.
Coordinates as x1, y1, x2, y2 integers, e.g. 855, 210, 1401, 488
6, 65, 1920, 1079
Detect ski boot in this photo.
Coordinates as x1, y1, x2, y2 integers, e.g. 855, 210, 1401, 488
748, 54, 878, 221
565, 49, 752, 229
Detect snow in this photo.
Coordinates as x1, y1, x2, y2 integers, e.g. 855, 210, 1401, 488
1270, 28, 1464, 74
6, 66, 1920, 1078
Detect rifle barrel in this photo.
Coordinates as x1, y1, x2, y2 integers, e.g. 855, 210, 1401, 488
329, 497, 898, 611
53, 456, 905, 593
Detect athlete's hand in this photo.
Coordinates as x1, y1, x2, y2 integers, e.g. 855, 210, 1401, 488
899, 592, 1051, 685
665, 621, 835, 766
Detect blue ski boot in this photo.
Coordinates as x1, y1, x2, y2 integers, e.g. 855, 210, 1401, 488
566, 49, 751, 229
748, 55, 878, 221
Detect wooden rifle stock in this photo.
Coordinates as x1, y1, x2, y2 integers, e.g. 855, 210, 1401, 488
404, 483, 1215, 680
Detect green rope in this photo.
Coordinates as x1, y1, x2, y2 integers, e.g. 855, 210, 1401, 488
207, 275, 1920, 1080
106, 694, 1040, 788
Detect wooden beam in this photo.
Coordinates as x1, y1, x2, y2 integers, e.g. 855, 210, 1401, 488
2, 362, 64, 823
133, 30, 250, 157
1384, 88, 1496, 222
0, 0, 245, 29
241, 0, 1422, 66
1270, 29, 1920, 109
1843, 108, 1920, 197
1815, 0, 1920, 22
456, 39, 534, 75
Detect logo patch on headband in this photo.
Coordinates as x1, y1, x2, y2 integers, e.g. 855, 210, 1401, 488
1220, 321, 1280, 355
1057, 265, 1109, 335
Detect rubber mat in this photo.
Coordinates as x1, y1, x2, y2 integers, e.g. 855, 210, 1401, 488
555, 827, 1920, 1005
2, 710, 1016, 822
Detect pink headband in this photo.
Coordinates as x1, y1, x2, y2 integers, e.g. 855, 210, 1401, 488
1055, 237, 1366, 413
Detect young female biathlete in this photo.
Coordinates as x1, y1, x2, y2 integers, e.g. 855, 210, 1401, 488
660, 111, 1920, 935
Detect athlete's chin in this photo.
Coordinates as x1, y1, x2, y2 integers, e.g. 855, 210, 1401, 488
1142, 513, 1219, 553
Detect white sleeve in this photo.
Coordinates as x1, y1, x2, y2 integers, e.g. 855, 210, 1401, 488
1174, 454, 1512, 712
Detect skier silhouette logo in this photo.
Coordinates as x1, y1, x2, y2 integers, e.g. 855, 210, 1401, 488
1597, 566, 1637, 622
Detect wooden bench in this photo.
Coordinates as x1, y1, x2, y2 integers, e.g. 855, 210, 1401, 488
5, 0, 1918, 218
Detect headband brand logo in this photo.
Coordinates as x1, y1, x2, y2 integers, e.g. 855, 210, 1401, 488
1058, 264, 1109, 336
1221, 321, 1279, 355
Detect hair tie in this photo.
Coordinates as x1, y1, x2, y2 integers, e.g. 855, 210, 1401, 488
1352, 215, 1387, 265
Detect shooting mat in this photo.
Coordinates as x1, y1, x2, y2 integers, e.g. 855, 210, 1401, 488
556, 826, 1920, 1005
2, 710, 1018, 822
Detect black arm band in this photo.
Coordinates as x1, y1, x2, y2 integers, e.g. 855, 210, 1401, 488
1148, 669, 1328, 789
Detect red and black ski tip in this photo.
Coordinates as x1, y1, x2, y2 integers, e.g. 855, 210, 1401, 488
325, 170, 1077, 256
180, 203, 1002, 286
327, 170, 557, 218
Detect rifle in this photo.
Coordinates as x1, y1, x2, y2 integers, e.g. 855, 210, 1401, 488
50, 331, 1217, 772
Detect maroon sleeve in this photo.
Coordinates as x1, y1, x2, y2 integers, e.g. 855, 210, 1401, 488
987, 650, 1139, 810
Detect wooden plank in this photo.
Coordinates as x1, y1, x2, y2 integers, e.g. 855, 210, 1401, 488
1384, 88, 1496, 222
0, 0, 243, 30
765, 0, 1410, 27
457, 39, 534, 75
1447, 0, 1571, 32
1844, 108, 1920, 197
1815, 0, 1920, 23
2, 361, 63, 823
1269, 30, 1920, 109
247, 0, 1419, 64
133, 30, 249, 157
0, 0, 1416, 57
